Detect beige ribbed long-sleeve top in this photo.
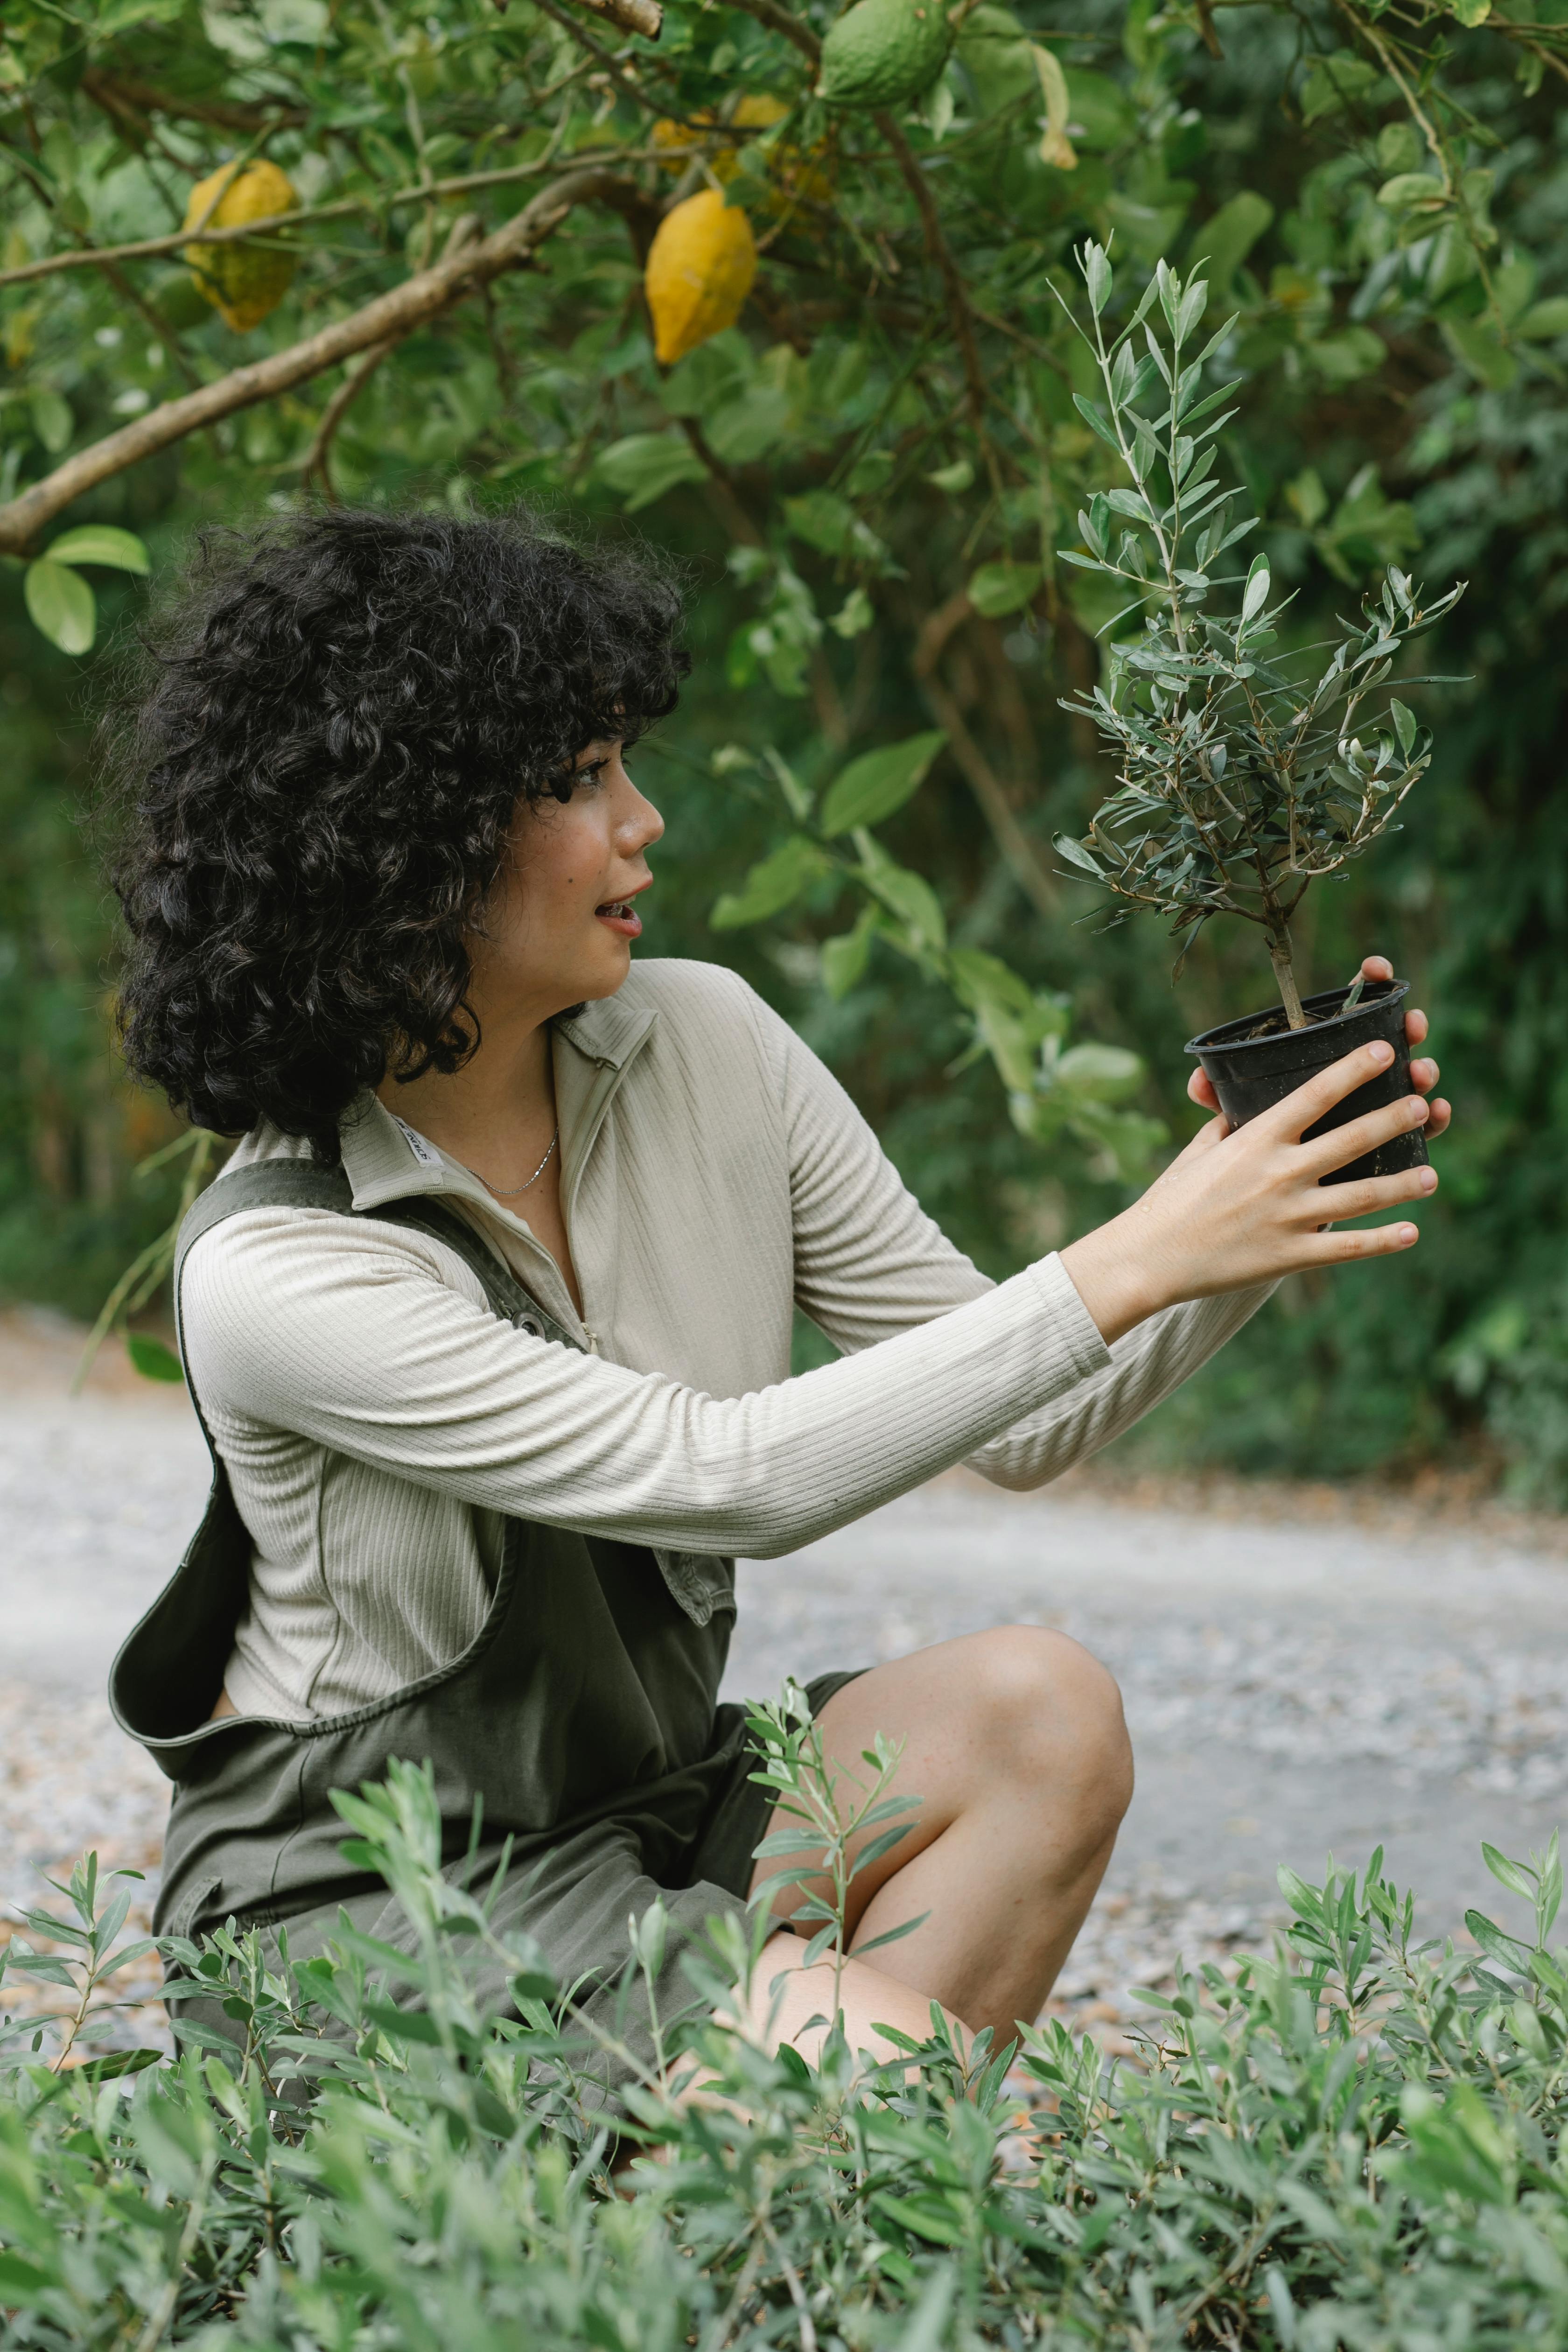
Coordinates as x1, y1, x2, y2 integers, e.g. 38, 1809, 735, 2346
182, 959, 1269, 1722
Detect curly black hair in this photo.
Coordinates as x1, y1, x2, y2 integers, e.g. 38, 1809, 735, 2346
106, 508, 688, 1158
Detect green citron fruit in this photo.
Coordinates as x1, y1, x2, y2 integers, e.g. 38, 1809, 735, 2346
816, 0, 953, 112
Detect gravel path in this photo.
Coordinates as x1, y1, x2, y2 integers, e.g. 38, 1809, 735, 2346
6, 1306, 1568, 2056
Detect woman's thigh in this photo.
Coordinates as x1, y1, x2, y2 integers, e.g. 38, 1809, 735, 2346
748, 1624, 1131, 1938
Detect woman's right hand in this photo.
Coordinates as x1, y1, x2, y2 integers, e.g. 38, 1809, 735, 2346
1059, 1040, 1438, 1346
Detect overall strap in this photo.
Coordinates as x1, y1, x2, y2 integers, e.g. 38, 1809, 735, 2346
173, 1158, 583, 1354
115, 1155, 593, 1772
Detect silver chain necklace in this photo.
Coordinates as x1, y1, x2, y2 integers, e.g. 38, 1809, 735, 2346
473, 1127, 559, 1198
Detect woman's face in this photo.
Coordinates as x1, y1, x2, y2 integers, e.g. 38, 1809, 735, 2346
470, 740, 665, 1022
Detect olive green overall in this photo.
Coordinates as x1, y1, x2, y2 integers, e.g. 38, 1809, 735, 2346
110, 1160, 854, 2085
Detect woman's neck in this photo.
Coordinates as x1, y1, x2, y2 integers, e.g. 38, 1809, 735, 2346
377, 1006, 556, 1177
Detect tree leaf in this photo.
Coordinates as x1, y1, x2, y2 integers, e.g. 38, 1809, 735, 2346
1516, 297, 1568, 341
1072, 393, 1120, 450
1442, 315, 1519, 392
874, 2192, 967, 2247
1193, 191, 1273, 290
28, 388, 72, 454
821, 917, 874, 998
78, 2047, 164, 2082
709, 836, 825, 928
819, 732, 946, 836
705, 384, 791, 466
1483, 1843, 1539, 1902
967, 560, 1041, 618
865, 859, 947, 951
1053, 831, 1104, 876
23, 559, 96, 655
45, 525, 151, 574
593, 434, 710, 512
1377, 172, 1449, 215
1241, 553, 1271, 623
855, 1910, 931, 1955
127, 1332, 185, 1383
1051, 1042, 1145, 1101
1465, 1909, 1534, 1975
1301, 50, 1382, 121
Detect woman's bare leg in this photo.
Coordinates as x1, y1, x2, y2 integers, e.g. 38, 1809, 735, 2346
727, 1936, 975, 2072
744, 1626, 1134, 2051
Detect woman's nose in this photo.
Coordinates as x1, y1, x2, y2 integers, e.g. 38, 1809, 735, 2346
624, 786, 665, 853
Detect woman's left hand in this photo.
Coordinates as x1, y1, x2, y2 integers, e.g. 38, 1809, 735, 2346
1187, 954, 1451, 1141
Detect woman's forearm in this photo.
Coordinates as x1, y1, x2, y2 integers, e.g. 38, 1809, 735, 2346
183, 1215, 1113, 1559
965, 1281, 1275, 1491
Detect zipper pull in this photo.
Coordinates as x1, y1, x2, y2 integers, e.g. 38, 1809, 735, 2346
581, 1324, 601, 1355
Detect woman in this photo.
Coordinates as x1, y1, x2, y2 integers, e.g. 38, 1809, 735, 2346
108, 509, 1448, 2090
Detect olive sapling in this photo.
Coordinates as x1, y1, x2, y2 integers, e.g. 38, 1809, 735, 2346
1052, 241, 1464, 1033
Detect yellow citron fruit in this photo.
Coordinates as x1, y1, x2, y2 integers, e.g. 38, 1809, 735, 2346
652, 93, 789, 177
651, 95, 833, 212
183, 159, 298, 333
644, 188, 758, 366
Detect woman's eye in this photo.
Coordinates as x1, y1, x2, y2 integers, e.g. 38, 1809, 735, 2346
549, 760, 605, 803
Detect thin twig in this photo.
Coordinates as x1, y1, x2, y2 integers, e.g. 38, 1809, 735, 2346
873, 112, 988, 427
911, 591, 1060, 916
720, 0, 821, 63
762, 2220, 819, 2352
303, 335, 403, 501
1335, 0, 1452, 193
918, 666, 1059, 919
305, 205, 486, 496
80, 68, 308, 133
525, 0, 658, 116
129, 2153, 217, 2352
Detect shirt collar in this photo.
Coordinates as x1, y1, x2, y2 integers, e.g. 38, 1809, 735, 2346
336, 989, 658, 1215
552, 990, 656, 1072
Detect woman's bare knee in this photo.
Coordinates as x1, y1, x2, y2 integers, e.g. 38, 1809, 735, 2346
963, 1625, 1134, 1842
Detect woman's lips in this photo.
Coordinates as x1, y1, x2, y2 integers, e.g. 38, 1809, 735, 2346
595, 898, 643, 938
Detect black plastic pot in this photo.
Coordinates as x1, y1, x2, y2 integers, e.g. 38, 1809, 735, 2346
1185, 977, 1425, 1187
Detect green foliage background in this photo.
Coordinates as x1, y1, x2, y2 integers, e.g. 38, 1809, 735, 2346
2, 0, 1566, 1488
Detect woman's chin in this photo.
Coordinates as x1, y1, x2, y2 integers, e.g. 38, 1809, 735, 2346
574, 940, 637, 1000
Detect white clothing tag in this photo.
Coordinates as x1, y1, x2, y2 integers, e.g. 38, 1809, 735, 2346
392, 1116, 443, 1172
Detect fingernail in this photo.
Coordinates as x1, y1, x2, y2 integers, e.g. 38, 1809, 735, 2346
1400, 1225, 1420, 1244
1369, 1042, 1394, 1065
1408, 1099, 1428, 1124
1420, 1167, 1438, 1190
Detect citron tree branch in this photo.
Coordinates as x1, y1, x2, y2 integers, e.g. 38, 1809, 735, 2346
566, 0, 665, 37
910, 590, 1060, 916
80, 67, 309, 133
303, 208, 481, 497
304, 336, 406, 503
525, 0, 661, 115
0, 168, 640, 555
720, 0, 821, 65
0, 147, 663, 293
873, 112, 989, 427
